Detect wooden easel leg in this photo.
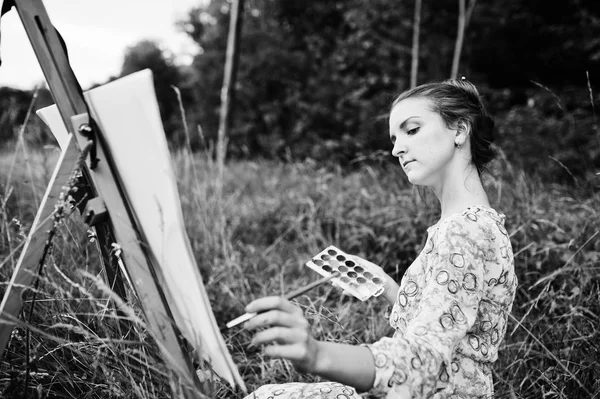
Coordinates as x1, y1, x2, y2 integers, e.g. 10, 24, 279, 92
0, 136, 80, 355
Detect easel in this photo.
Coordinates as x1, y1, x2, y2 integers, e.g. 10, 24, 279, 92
0, 1, 211, 397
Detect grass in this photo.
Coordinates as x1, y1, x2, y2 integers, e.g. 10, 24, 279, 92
0, 132, 599, 398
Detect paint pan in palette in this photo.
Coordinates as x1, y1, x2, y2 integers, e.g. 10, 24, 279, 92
305, 246, 386, 301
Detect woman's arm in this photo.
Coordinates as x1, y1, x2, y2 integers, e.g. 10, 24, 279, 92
244, 296, 376, 392
312, 341, 376, 392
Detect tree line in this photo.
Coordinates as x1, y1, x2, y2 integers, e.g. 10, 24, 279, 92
1, 0, 599, 182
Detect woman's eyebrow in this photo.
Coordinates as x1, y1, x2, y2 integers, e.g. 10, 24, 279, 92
399, 116, 420, 130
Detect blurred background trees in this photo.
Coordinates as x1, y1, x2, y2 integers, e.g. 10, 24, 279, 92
2, 0, 599, 182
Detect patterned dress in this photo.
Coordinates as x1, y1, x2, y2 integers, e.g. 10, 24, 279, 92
245, 205, 517, 399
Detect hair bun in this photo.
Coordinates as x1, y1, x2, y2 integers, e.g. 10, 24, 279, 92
477, 115, 495, 143
445, 78, 482, 104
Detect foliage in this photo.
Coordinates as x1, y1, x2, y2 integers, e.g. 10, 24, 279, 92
167, 0, 600, 174
0, 88, 54, 146
0, 143, 599, 398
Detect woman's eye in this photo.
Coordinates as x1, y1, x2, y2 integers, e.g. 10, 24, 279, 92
407, 127, 420, 135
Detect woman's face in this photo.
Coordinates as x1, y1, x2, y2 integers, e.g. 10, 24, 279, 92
389, 97, 457, 187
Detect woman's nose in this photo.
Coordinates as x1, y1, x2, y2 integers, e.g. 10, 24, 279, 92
391, 139, 405, 158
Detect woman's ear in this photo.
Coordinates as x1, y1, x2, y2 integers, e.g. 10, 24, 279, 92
454, 120, 470, 148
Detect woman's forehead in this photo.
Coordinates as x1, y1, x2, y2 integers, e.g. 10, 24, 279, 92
389, 97, 435, 126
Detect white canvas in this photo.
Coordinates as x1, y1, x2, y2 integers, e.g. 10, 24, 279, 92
37, 69, 245, 390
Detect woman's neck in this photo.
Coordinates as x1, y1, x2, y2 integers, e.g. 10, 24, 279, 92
433, 164, 490, 221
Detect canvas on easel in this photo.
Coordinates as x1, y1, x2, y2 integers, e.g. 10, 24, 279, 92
36, 69, 245, 390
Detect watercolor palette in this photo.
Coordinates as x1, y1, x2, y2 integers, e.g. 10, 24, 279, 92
305, 246, 386, 301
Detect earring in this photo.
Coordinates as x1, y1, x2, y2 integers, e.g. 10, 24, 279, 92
455, 142, 462, 149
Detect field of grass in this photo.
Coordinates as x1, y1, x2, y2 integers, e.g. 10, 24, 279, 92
0, 138, 598, 398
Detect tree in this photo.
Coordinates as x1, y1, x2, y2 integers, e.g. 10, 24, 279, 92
450, 0, 477, 79
217, 0, 245, 176
410, 0, 422, 88
120, 40, 184, 142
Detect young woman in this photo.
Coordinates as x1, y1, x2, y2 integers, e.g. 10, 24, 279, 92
242, 79, 517, 398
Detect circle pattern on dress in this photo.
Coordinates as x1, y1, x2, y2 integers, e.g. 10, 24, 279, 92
491, 328, 500, 344
398, 293, 408, 307
389, 368, 408, 386
375, 352, 389, 368
480, 321, 492, 332
436, 270, 450, 285
481, 343, 489, 356
450, 253, 465, 268
469, 335, 480, 350
498, 271, 507, 284
451, 361, 460, 373
440, 368, 450, 382
405, 281, 418, 296
411, 356, 422, 369
462, 273, 477, 291
448, 280, 459, 294
440, 313, 454, 330
450, 303, 467, 324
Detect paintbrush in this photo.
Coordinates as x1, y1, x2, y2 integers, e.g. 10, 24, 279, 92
225, 271, 341, 329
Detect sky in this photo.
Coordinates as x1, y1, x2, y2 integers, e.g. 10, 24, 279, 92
0, 0, 206, 90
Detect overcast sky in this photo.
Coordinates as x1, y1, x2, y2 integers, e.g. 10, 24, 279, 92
0, 0, 205, 90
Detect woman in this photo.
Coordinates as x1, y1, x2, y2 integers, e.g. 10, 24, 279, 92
243, 79, 517, 398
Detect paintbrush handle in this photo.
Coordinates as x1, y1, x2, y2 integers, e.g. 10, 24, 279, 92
283, 271, 340, 300
225, 272, 340, 329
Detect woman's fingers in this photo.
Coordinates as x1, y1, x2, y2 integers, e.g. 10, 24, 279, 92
243, 296, 318, 373
263, 342, 307, 360
251, 328, 318, 373
245, 296, 301, 315
243, 296, 303, 331
251, 326, 307, 347
244, 308, 305, 331
263, 341, 318, 373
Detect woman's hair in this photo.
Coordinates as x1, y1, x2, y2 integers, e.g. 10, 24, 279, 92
392, 78, 496, 174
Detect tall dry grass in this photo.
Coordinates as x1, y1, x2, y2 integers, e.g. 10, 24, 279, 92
0, 122, 599, 398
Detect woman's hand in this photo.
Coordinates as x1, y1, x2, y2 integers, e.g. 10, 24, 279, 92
244, 295, 377, 392
244, 296, 320, 373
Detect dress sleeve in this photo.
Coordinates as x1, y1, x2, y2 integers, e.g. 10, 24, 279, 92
365, 216, 487, 397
